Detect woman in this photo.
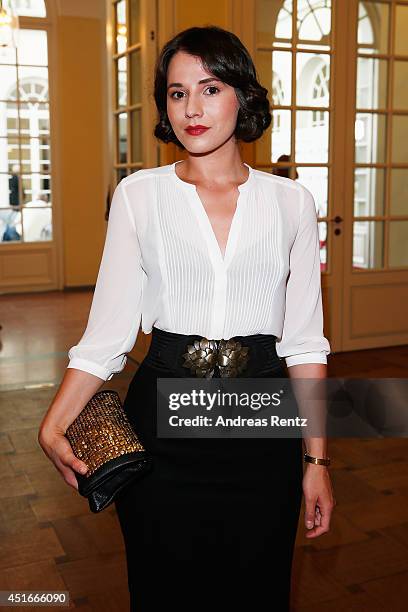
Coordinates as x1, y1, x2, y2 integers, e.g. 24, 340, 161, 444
38, 26, 335, 611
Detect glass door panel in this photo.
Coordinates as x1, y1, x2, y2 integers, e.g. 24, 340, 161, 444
255, 0, 332, 271
112, 0, 143, 184
0, 25, 51, 244
354, 0, 408, 271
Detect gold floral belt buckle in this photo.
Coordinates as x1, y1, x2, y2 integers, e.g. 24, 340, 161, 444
181, 336, 250, 378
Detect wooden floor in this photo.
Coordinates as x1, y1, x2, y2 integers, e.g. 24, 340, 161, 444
0, 290, 407, 611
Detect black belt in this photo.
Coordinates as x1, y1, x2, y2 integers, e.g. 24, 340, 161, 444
142, 326, 286, 378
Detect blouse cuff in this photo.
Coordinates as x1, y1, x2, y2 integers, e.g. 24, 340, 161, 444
67, 358, 113, 381
284, 352, 328, 368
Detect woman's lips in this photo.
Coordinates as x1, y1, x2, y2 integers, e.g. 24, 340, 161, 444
185, 127, 209, 136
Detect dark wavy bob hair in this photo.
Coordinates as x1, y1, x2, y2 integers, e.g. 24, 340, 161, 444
153, 25, 272, 149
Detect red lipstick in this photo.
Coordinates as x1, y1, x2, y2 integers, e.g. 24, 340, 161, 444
185, 125, 209, 136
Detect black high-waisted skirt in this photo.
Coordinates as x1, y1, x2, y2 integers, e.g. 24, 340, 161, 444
114, 326, 304, 611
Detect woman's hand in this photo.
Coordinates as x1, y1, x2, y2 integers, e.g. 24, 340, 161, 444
38, 424, 89, 491
37, 369, 104, 490
302, 463, 336, 538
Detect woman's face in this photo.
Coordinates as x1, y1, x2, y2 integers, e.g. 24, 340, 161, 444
166, 50, 240, 153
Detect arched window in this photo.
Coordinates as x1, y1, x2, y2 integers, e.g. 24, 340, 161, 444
296, 0, 331, 41
0, 0, 50, 243
309, 61, 330, 126
271, 72, 284, 132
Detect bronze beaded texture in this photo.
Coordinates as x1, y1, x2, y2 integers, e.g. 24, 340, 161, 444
65, 391, 146, 477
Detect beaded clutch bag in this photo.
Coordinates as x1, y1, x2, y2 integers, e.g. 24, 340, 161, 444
65, 389, 152, 513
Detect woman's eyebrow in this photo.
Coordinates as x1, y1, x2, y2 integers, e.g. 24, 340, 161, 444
167, 77, 221, 90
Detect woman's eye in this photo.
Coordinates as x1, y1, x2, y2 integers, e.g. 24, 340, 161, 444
170, 91, 185, 99
169, 86, 220, 99
204, 86, 220, 95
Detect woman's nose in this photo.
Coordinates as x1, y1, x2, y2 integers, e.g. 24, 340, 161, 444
185, 95, 202, 118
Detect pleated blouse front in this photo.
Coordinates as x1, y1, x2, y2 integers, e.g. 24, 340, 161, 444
67, 161, 331, 381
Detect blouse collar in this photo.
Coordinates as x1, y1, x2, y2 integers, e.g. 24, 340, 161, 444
171, 160, 254, 193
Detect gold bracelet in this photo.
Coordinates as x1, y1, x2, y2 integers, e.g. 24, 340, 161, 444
304, 452, 330, 466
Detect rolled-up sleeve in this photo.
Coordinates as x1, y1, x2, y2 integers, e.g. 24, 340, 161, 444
67, 180, 144, 381
276, 184, 331, 367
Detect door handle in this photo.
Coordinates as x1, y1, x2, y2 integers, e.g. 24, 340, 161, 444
330, 215, 343, 224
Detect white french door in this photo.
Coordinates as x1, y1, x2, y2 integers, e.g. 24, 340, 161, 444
241, 0, 408, 354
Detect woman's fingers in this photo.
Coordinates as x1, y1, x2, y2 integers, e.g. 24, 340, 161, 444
304, 497, 336, 538
38, 430, 89, 490
302, 465, 336, 538
58, 437, 89, 474
53, 454, 80, 490
304, 494, 318, 530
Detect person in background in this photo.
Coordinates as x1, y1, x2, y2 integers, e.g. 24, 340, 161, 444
1, 164, 21, 241
273, 153, 299, 179
9, 163, 21, 207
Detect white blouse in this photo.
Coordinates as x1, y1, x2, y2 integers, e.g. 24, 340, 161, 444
67, 161, 331, 381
